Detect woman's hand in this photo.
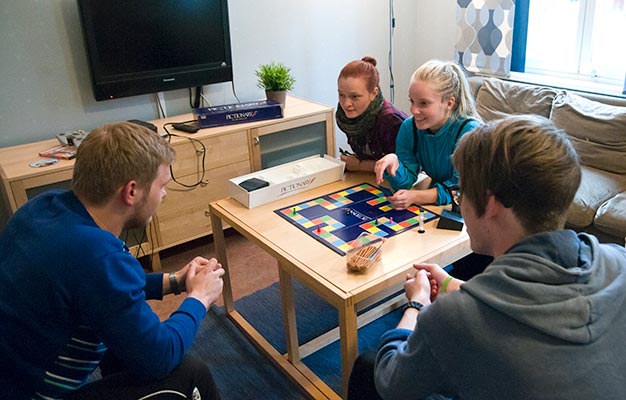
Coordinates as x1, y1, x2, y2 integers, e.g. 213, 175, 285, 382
340, 154, 361, 171
374, 154, 399, 185
387, 189, 415, 210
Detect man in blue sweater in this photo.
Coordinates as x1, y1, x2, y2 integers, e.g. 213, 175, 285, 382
349, 115, 626, 399
0, 122, 225, 399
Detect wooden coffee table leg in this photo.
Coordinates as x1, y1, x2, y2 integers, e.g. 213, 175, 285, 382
279, 267, 300, 363
210, 210, 234, 313
338, 299, 358, 399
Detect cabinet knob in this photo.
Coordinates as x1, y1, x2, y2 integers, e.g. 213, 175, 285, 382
205, 210, 211, 217
254, 137, 260, 145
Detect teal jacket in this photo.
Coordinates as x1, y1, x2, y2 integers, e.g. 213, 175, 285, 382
383, 116, 480, 205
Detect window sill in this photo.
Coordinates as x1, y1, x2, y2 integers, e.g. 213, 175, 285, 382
507, 72, 626, 99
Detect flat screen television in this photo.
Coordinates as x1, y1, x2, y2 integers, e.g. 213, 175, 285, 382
77, 0, 233, 101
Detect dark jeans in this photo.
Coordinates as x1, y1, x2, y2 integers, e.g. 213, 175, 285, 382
67, 354, 220, 400
348, 351, 454, 400
348, 350, 382, 400
450, 252, 493, 281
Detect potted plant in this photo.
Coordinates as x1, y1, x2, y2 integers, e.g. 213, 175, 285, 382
255, 61, 296, 106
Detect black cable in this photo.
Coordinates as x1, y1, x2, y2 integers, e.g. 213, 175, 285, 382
162, 122, 207, 189
193, 86, 202, 108
389, 0, 396, 103
230, 81, 241, 103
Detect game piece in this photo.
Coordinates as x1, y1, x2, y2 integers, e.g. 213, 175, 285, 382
275, 183, 440, 255
418, 210, 425, 234
292, 208, 296, 215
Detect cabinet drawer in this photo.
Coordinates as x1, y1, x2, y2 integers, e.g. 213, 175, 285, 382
156, 160, 250, 247
171, 130, 248, 177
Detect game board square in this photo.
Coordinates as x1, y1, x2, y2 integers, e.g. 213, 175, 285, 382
338, 243, 354, 252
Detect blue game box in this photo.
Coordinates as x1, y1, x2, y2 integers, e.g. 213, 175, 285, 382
194, 100, 283, 128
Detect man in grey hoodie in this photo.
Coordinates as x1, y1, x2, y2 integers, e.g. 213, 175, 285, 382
348, 115, 626, 400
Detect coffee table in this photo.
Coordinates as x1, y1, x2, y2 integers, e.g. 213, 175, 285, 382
209, 172, 471, 399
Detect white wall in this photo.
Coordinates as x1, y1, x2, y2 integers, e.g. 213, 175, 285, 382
0, 1, 459, 149
0, 0, 461, 226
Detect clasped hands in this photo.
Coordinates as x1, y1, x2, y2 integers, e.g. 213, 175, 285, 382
404, 263, 458, 306
173, 256, 225, 309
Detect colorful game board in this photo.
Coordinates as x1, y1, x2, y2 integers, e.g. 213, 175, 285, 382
275, 183, 439, 255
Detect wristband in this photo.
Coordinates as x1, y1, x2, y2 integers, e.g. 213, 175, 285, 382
403, 301, 424, 313
169, 273, 181, 295
441, 276, 453, 294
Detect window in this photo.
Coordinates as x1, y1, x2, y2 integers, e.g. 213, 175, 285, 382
513, 0, 626, 86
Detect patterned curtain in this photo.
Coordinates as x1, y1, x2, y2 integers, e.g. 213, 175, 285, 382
455, 0, 516, 77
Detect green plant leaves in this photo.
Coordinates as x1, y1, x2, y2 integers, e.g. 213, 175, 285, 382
255, 62, 296, 91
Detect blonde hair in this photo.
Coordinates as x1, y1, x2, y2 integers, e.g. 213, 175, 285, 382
452, 115, 580, 233
72, 122, 175, 206
412, 60, 480, 121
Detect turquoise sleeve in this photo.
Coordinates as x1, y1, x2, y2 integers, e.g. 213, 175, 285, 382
384, 118, 420, 190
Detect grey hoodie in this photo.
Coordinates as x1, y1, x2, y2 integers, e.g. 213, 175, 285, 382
375, 230, 626, 400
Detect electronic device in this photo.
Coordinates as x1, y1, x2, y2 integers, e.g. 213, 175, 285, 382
77, 0, 233, 101
172, 123, 199, 133
437, 209, 465, 231
56, 130, 87, 147
127, 119, 158, 133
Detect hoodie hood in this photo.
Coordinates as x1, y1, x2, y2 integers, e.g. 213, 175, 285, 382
463, 230, 626, 344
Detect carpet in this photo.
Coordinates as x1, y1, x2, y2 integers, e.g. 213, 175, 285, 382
189, 305, 308, 400
226, 278, 403, 396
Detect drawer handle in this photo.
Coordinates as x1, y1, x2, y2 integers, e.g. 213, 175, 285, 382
254, 137, 260, 145
204, 210, 211, 217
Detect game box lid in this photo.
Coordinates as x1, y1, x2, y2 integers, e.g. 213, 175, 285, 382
229, 155, 345, 208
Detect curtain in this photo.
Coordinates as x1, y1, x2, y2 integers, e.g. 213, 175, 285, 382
455, 0, 516, 77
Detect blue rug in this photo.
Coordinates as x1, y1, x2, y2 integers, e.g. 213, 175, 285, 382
189, 305, 308, 399
231, 278, 403, 395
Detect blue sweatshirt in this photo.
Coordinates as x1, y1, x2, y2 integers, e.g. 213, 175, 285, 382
384, 116, 480, 205
0, 190, 207, 399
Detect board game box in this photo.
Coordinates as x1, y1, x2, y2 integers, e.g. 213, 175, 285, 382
275, 183, 439, 255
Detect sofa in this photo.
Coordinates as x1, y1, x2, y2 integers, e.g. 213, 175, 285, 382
467, 76, 626, 245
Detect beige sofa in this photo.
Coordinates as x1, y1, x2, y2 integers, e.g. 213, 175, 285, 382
468, 76, 626, 245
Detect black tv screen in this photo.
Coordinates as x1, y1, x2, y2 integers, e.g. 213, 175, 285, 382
77, 0, 233, 101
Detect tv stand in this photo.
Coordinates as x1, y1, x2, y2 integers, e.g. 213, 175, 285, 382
0, 95, 335, 271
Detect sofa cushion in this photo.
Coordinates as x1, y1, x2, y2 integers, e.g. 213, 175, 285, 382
567, 166, 626, 229
595, 192, 626, 240
475, 78, 561, 121
551, 92, 626, 175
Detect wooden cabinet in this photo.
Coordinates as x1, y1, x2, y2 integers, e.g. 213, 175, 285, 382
154, 130, 250, 249
0, 95, 335, 270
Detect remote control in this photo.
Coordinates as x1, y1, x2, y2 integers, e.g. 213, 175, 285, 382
172, 123, 199, 133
